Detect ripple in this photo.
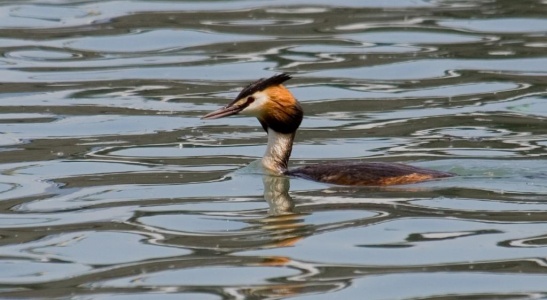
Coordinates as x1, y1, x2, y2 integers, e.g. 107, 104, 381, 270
305, 272, 547, 300
525, 42, 547, 48
0, 260, 89, 284
90, 293, 221, 300
0, 135, 24, 147
0, 5, 91, 28
335, 18, 426, 31
32, 231, 185, 265
9, 61, 278, 82
488, 50, 516, 56
0, 183, 12, 194
0, 115, 189, 139
99, 144, 266, 159
507, 96, 547, 116
310, 58, 547, 80
241, 218, 547, 265
140, 214, 252, 234
417, 127, 513, 139
59, 29, 264, 53
414, 198, 547, 212
301, 210, 378, 226
98, 138, 398, 160
6, 49, 81, 61
416, 159, 547, 194
0, 165, 56, 202
440, 18, 547, 33
4, 49, 205, 69
266, 7, 329, 13
503, 235, 547, 248
292, 82, 522, 102
342, 31, 488, 44
95, 265, 301, 287
0, 207, 134, 227
16, 176, 267, 212
290, 44, 425, 54
202, 19, 313, 26
16, 160, 149, 178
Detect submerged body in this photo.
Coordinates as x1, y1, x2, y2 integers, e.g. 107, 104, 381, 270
202, 73, 453, 186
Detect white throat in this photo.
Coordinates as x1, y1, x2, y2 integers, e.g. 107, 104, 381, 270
262, 128, 295, 174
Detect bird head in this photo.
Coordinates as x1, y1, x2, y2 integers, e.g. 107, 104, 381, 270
202, 73, 303, 134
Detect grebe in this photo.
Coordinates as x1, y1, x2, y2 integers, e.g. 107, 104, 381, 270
202, 73, 453, 186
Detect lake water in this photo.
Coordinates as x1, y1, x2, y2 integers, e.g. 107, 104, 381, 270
1, 0, 547, 299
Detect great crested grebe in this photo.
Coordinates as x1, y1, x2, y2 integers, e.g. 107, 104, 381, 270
202, 73, 453, 186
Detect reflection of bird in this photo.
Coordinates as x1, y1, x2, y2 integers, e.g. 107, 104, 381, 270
202, 73, 453, 186
262, 175, 294, 215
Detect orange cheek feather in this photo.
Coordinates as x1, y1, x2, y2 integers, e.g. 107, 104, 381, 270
261, 85, 298, 122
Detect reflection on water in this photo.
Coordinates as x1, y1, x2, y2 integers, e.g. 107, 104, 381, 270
1, 0, 547, 299
263, 175, 295, 215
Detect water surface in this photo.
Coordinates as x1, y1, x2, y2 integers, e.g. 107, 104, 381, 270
0, 0, 546, 299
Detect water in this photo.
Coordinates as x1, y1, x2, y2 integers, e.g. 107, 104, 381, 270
1, 0, 546, 299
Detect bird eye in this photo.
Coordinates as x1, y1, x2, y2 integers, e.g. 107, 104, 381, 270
247, 96, 255, 104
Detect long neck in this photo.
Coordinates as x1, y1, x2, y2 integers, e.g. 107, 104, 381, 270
262, 128, 295, 174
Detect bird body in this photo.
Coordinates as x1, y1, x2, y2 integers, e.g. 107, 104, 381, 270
202, 74, 453, 186
286, 161, 450, 186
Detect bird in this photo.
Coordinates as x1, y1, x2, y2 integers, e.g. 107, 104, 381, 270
202, 73, 453, 186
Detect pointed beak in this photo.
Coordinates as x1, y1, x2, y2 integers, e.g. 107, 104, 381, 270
201, 104, 242, 120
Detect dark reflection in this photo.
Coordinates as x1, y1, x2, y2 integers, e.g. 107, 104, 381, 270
257, 174, 314, 249
250, 174, 309, 249
263, 174, 295, 215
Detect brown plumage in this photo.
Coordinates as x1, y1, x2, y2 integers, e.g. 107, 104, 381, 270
258, 85, 303, 134
202, 73, 454, 186
287, 162, 453, 186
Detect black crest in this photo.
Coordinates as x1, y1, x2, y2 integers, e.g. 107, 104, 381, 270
236, 73, 292, 100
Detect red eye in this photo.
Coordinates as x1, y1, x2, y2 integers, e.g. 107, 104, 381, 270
247, 96, 255, 104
